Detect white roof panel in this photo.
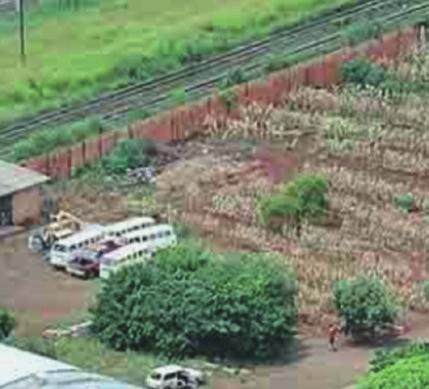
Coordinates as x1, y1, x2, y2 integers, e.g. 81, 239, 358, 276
107, 217, 155, 233
57, 224, 105, 246
0, 344, 75, 386
103, 242, 154, 260
0, 345, 143, 388
124, 224, 173, 240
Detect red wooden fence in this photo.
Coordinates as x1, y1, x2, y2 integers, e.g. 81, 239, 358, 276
22, 27, 421, 178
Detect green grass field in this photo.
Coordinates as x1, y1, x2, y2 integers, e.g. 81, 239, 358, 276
0, 0, 349, 124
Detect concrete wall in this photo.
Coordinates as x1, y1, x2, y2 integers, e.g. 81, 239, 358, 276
12, 185, 43, 225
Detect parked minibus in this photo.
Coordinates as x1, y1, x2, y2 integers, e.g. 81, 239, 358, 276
49, 224, 106, 269
106, 216, 155, 238
99, 243, 154, 279
124, 224, 177, 249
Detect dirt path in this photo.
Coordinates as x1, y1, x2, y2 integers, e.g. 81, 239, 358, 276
212, 313, 429, 389
0, 232, 92, 336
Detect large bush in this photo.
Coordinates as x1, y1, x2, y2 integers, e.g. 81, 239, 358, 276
0, 309, 16, 340
369, 341, 429, 374
101, 139, 157, 175
357, 341, 429, 388
91, 243, 298, 360
342, 59, 387, 88
333, 276, 398, 339
259, 174, 328, 231
358, 354, 429, 389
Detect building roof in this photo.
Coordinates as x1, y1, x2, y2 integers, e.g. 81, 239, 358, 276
0, 161, 49, 198
0, 344, 143, 388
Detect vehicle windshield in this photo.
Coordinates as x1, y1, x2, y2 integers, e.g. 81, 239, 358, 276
150, 373, 162, 380
73, 258, 93, 266
52, 244, 66, 253
72, 250, 98, 261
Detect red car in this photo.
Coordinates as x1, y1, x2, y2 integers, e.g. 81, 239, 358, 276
66, 240, 122, 279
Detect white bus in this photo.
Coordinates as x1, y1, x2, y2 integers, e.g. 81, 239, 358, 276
124, 224, 177, 249
49, 224, 106, 269
99, 243, 154, 279
106, 217, 155, 238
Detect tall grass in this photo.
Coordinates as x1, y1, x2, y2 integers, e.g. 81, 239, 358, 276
0, 0, 349, 124
11, 117, 105, 161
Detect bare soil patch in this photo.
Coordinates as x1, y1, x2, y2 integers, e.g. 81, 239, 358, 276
0, 233, 92, 335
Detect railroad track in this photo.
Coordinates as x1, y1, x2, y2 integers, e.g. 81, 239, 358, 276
0, 0, 428, 154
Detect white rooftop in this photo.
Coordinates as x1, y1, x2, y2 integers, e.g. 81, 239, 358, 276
56, 224, 105, 246
0, 344, 76, 386
123, 224, 173, 240
103, 242, 154, 260
0, 345, 143, 388
107, 217, 155, 232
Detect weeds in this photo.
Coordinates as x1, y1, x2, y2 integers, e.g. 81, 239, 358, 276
341, 21, 382, 46
169, 88, 189, 106
0, 0, 349, 123
394, 193, 416, 213
12, 118, 105, 162
264, 53, 292, 73
219, 88, 238, 112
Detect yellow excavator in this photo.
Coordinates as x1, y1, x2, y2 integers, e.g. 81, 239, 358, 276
28, 211, 84, 253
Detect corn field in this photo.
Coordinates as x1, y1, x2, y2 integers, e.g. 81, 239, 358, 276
156, 57, 429, 322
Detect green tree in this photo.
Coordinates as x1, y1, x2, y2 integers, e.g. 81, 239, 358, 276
102, 139, 157, 175
259, 174, 328, 233
342, 59, 386, 88
333, 276, 399, 340
91, 244, 298, 360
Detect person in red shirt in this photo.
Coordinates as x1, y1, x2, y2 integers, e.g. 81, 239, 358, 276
328, 322, 342, 352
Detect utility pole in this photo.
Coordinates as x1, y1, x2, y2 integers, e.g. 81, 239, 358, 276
17, 0, 26, 64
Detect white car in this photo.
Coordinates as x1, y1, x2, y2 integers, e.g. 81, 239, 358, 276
146, 365, 204, 389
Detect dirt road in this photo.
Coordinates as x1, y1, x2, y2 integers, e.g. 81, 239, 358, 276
212, 313, 429, 389
0, 232, 92, 335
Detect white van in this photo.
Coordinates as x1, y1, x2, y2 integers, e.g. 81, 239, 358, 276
146, 365, 203, 389
124, 224, 177, 249
106, 217, 155, 238
99, 243, 154, 279
49, 224, 106, 269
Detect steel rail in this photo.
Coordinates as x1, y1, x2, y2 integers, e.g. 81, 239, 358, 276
0, 0, 410, 131
0, 0, 427, 152
102, 3, 429, 122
